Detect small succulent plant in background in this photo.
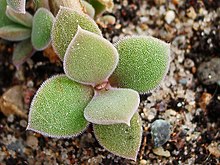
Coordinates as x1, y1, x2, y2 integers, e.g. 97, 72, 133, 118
0, 0, 114, 67
26, 4, 170, 161
0, 0, 54, 67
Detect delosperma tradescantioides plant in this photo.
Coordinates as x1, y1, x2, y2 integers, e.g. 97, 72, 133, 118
26, 6, 171, 161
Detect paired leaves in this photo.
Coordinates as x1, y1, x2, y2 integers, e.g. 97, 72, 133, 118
93, 113, 142, 161
51, 6, 102, 60
6, 0, 26, 13
64, 27, 118, 85
84, 88, 139, 125
0, 24, 31, 41
110, 36, 170, 93
27, 75, 94, 138
31, 8, 54, 50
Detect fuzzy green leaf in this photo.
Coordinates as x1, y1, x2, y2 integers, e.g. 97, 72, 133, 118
93, 113, 142, 161
0, 24, 31, 41
7, 0, 26, 13
110, 36, 170, 93
51, 6, 102, 60
27, 75, 94, 138
12, 39, 33, 67
31, 8, 54, 50
84, 88, 139, 125
0, 0, 14, 27
6, 6, 33, 27
64, 27, 118, 86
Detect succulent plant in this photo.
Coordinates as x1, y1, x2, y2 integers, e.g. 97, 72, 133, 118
0, 0, 54, 67
0, 0, 116, 67
26, 5, 170, 161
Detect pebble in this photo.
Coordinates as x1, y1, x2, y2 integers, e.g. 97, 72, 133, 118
151, 119, 171, 147
20, 119, 27, 127
0, 85, 27, 118
184, 58, 195, 69
7, 141, 24, 154
26, 135, 38, 150
165, 10, 175, 24
207, 142, 220, 158
143, 108, 157, 121
197, 58, 220, 85
152, 147, 171, 157
102, 15, 116, 25
186, 7, 197, 19
7, 115, 14, 123
140, 159, 148, 165
97, 15, 116, 28
199, 92, 212, 111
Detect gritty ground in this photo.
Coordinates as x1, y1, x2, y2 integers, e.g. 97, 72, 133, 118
0, 0, 220, 164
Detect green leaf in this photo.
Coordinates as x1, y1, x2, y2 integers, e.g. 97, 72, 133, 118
27, 75, 94, 138
110, 36, 170, 93
84, 88, 139, 125
31, 8, 54, 50
93, 112, 142, 161
51, 6, 102, 60
12, 39, 33, 67
6, 0, 26, 13
0, 0, 14, 27
64, 27, 118, 86
0, 24, 31, 41
6, 6, 33, 28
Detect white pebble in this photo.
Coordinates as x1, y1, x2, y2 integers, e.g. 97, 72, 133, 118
165, 10, 175, 24
7, 115, 14, 122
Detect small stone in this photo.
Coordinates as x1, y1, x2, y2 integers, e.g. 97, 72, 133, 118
26, 135, 38, 150
207, 142, 220, 158
140, 159, 148, 165
27, 80, 34, 88
143, 108, 157, 121
186, 136, 191, 142
7, 114, 14, 123
184, 58, 195, 68
0, 86, 27, 118
199, 92, 212, 111
197, 58, 220, 85
20, 120, 27, 127
186, 7, 197, 19
165, 10, 175, 24
151, 119, 171, 147
152, 147, 171, 157
101, 15, 116, 25
7, 141, 24, 154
